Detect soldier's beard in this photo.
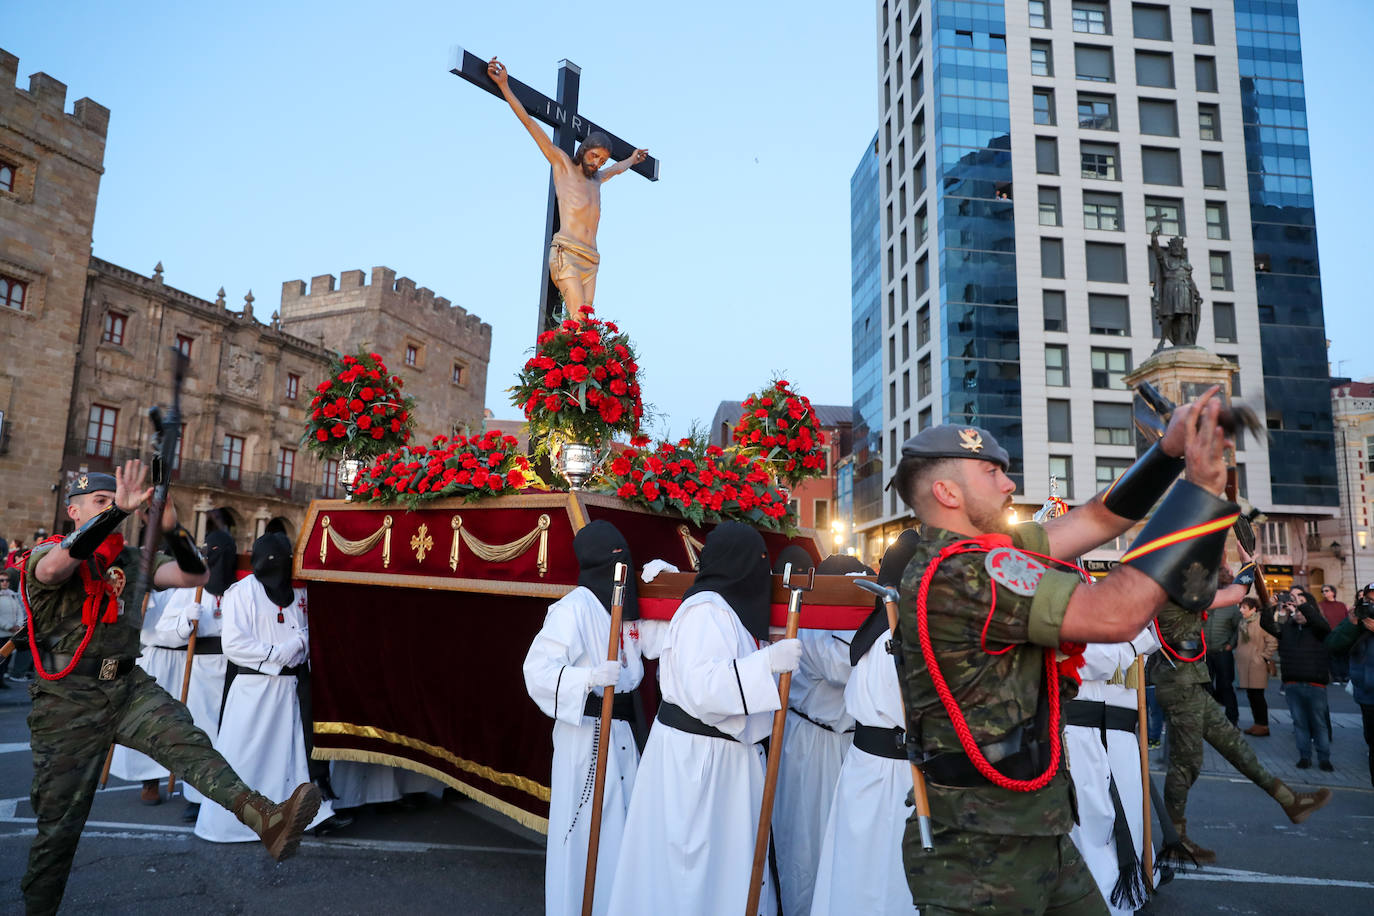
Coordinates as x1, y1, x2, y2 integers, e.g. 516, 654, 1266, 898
967, 496, 1014, 536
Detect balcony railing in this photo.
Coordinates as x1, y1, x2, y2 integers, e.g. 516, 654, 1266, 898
62, 437, 320, 503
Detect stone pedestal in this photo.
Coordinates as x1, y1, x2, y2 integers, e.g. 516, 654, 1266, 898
1122, 345, 1237, 410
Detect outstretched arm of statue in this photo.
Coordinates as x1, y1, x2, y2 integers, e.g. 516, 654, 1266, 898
599, 148, 648, 182
487, 57, 566, 171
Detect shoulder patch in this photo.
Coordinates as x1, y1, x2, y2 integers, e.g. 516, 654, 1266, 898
985, 547, 1046, 597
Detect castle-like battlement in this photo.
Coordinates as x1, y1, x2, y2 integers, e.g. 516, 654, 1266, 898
0, 48, 109, 138
280, 266, 491, 339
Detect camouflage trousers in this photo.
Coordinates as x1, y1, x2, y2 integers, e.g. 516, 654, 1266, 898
23, 666, 252, 916
904, 825, 1107, 915
1155, 680, 1277, 824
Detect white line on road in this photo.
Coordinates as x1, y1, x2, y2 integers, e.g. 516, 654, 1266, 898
1175, 865, 1374, 889
0, 742, 29, 754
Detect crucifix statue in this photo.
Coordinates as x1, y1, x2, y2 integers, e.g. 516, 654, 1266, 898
449, 47, 658, 337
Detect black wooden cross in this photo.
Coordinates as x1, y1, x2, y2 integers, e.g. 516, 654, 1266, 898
449, 46, 659, 340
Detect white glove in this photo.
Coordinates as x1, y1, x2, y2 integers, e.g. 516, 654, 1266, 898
185, 603, 200, 623
764, 638, 802, 674
587, 659, 621, 689
291, 637, 311, 668
640, 559, 680, 583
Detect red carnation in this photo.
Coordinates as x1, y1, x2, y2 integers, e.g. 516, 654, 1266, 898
567, 364, 590, 383
390, 419, 401, 433
360, 387, 375, 400
357, 415, 372, 429
331, 424, 347, 438
507, 468, 525, 487
315, 429, 329, 442
372, 428, 385, 439
570, 346, 587, 363
350, 399, 365, 413
616, 482, 636, 499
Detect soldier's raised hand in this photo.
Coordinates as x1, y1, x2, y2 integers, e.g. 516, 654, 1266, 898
114, 460, 153, 514
1181, 395, 1230, 496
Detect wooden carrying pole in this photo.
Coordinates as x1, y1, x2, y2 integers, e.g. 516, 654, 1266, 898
167, 587, 203, 796
882, 589, 934, 851
744, 564, 812, 916
1135, 654, 1153, 892
580, 561, 628, 916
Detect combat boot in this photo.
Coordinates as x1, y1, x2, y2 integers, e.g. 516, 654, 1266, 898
1268, 780, 1331, 824
232, 782, 321, 862
1168, 820, 1216, 865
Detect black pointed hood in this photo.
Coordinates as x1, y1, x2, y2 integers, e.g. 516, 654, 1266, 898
816, 554, 873, 577
683, 522, 772, 641
574, 520, 639, 621
250, 532, 294, 608
771, 544, 815, 578
204, 529, 238, 597
850, 529, 921, 666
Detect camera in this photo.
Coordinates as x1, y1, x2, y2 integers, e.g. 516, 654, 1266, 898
1355, 598, 1374, 623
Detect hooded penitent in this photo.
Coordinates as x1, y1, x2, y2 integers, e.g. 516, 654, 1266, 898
683, 522, 772, 641
250, 532, 294, 608
849, 529, 921, 666
573, 520, 640, 621
772, 544, 815, 578
204, 529, 238, 598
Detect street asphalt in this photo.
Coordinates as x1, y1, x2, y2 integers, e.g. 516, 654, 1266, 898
0, 675, 1369, 914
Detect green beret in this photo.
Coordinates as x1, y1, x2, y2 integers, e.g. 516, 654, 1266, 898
67, 472, 118, 499
900, 424, 1010, 470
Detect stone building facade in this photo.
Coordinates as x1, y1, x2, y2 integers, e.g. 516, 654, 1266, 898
0, 50, 109, 548
0, 49, 493, 551
279, 268, 491, 444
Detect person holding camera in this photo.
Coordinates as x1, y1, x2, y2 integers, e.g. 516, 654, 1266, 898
1326, 583, 1374, 788
1262, 588, 1333, 770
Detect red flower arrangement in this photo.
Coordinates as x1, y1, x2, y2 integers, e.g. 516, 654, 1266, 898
350, 430, 536, 506
731, 378, 826, 487
509, 310, 644, 451
598, 433, 794, 531
303, 351, 415, 460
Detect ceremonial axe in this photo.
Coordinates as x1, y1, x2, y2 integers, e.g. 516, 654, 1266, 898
581, 561, 627, 916
853, 577, 934, 851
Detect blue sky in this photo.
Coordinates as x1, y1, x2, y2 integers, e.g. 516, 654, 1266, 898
7, 1, 1371, 438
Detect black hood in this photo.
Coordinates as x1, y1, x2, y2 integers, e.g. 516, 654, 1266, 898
850, 529, 921, 666
250, 532, 294, 608
204, 529, 238, 597
816, 554, 873, 577
574, 520, 639, 621
772, 544, 814, 578
684, 522, 772, 641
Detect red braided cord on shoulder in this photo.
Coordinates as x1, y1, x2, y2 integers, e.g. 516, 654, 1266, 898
915, 539, 1063, 792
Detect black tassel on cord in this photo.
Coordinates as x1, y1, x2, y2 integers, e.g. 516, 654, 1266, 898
1106, 773, 1149, 910
1149, 780, 1186, 882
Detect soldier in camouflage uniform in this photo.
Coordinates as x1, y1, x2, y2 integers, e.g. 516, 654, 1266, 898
1151, 560, 1330, 863
890, 392, 1248, 915
20, 462, 321, 916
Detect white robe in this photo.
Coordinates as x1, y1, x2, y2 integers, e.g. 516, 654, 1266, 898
1066, 630, 1159, 916
523, 586, 646, 916
194, 576, 332, 842
811, 630, 918, 916
111, 589, 182, 782
606, 592, 781, 916
155, 587, 229, 805
774, 628, 855, 916
330, 760, 402, 808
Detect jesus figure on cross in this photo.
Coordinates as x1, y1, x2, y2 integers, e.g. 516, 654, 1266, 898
488, 57, 647, 324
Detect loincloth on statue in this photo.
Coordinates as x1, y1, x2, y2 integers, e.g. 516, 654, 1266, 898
548, 232, 600, 286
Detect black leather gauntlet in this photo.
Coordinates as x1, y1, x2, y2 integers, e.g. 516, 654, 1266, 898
59, 504, 129, 560
1100, 441, 1187, 520
1121, 480, 1238, 612
163, 524, 207, 575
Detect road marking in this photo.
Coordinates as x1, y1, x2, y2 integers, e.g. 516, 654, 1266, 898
0, 742, 29, 754
1175, 866, 1374, 890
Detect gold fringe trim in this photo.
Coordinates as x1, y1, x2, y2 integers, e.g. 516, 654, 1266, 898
311, 744, 550, 835
313, 720, 551, 803
678, 525, 705, 571
320, 514, 393, 567
450, 513, 550, 577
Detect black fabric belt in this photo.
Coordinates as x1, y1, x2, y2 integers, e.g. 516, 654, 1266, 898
1065, 699, 1138, 733
583, 691, 635, 722
788, 706, 836, 733
42, 653, 135, 681
853, 723, 906, 760
227, 659, 305, 678
921, 740, 1048, 788
656, 701, 739, 742
192, 637, 223, 656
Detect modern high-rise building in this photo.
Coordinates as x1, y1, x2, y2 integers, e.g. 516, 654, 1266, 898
850, 133, 887, 560
861, 0, 1336, 552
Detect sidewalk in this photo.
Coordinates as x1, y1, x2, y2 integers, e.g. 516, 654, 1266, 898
1152, 679, 1370, 791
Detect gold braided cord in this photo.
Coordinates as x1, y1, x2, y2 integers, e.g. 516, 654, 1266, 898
450, 514, 551, 577
313, 720, 551, 802
678, 524, 705, 571
320, 515, 393, 567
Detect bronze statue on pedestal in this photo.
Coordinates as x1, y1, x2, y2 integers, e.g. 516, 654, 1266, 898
1150, 228, 1203, 348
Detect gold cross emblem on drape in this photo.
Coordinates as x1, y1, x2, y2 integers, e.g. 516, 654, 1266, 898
410, 523, 434, 563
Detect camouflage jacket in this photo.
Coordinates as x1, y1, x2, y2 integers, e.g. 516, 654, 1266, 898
23, 543, 169, 662
1148, 600, 1209, 686
896, 522, 1083, 836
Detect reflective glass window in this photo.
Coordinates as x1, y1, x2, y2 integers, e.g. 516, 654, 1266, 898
1091, 348, 1131, 389
1094, 402, 1133, 445
1195, 56, 1219, 92
1192, 9, 1214, 45
1073, 2, 1110, 34
1044, 290, 1067, 331
1041, 238, 1065, 278
1076, 44, 1115, 82
1085, 242, 1127, 282
1083, 191, 1123, 231
1202, 151, 1225, 188
1046, 344, 1069, 386
1132, 4, 1171, 41
1089, 293, 1130, 334
1213, 302, 1237, 343
1031, 40, 1053, 76
1036, 136, 1059, 174
1141, 147, 1182, 185
1033, 88, 1056, 125
1048, 401, 1072, 442
1198, 103, 1221, 140
1039, 187, 1062, 226
1050, 455, 1075, 498
1206, 202, 1229, 239
1081, 141, 1120, 180
1078, 93, 1116, 130
1144, 196, 1184, 234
